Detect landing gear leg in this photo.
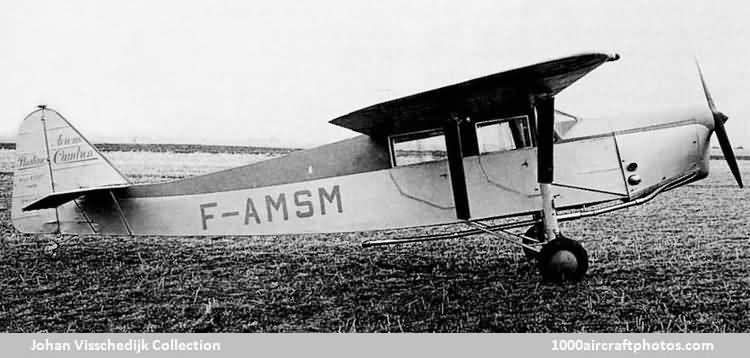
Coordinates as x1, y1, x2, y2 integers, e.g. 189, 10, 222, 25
534, 184, 589, 281
532, 94, 589, 282
522, 220, 545, 260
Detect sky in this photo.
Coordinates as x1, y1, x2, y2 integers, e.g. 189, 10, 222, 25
1, 0, 748, 148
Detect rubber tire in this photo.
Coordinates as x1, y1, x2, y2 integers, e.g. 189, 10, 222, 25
522, 226, 544, 260
537, 236, 589, 282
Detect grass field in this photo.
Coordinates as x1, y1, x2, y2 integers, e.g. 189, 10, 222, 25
1, 149, 749, 332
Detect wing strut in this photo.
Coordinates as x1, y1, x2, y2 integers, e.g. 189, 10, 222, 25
444, 115, 471, 220
534, 94, 560, 240
108, 190, 134, 236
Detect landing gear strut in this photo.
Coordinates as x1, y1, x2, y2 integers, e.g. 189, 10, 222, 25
530, 94, 589, 282
522, 224, 544, 260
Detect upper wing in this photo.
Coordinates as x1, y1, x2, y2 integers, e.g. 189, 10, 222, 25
330, 52, 619, 136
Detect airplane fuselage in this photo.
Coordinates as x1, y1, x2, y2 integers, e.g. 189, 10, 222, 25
15, 104, 714, 236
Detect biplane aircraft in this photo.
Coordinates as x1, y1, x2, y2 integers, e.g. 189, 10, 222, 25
11, 53, 744, 281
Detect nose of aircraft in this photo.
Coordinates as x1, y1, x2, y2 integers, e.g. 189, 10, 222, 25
696, 60, 743, 188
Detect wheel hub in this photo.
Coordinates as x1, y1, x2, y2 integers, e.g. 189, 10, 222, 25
547, 250, 578, 274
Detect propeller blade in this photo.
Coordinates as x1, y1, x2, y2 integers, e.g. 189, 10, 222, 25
695, 60, 743, 188
714, 117, 744, 188
695, 59, 717, 113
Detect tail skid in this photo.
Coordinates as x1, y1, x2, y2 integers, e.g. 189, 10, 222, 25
11, 106, 130, 233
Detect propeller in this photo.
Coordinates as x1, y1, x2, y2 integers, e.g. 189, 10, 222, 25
696, 60, 743, 188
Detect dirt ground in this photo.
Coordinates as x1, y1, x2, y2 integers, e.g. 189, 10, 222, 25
1, 160, 749, 332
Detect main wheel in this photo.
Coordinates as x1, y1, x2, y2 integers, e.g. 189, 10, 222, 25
522, 225, 545, 260
537, 235, 588, 282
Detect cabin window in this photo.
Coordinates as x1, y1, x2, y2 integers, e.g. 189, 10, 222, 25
390, 129, 447, 166
475, 115, 533, 155
554, 110, 578, 140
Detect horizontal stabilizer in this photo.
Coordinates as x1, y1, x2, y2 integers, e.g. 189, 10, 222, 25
22, 184, 131, 211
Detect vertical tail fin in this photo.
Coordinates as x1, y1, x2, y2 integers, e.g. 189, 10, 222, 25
11, 106, 129, 233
